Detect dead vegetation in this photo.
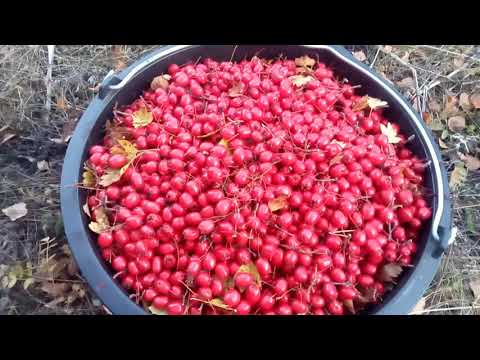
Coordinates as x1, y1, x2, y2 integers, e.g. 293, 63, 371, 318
1, 45, 479, 315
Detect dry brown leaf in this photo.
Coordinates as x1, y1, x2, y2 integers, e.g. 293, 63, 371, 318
357, 287, 377, 304
409, 297, 426, 315
422, 112, 432, 125
290, 75, 314, 87
449, 163, 467, 189
2, 202, 28, 221
459, 154, 480, 171
99, 169, 123, 187
444, 95, 459, 115
295, 56, 315, 69
82, 168, 96, 187
236, 263, 262, 287
380, 123, 402, 144
132, 107, 154, 129
469, 277, 480, 300
268, 196, 288, 212
88, 207, 110, 234
353, 51, 367, 62
56, 95, 68, 111
40, 282, 70, 298
470, 93, 480, 109
396, 77, 415, 89
352, 96, 388, 112
447, 116, 466, 132
382, 45, 393, 53
150, 74, 171, 91
106, 119, 130, 142
228, 82, 244, 98
459, 92, 472, 111
378, 263, 403, 282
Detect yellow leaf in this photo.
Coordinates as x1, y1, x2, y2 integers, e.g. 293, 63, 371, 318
118, 139, 138, 160
132, 107, 154, 129
23, 277, 35, 290
99, 169, 123, 187
268, 195, 288, 212
149, 305, 167, 315
218, 138, 232, 155
208, 298, 234, 311
150, 74, 171, 91
295, 56, 315, 69
237, 262, 262, 287
290, 75, 314, 87
88, 207, 110, 234
353, 96, 389, 112
380, 123, 402, 144
449, 163, 467, 190
82, 168, 96, 187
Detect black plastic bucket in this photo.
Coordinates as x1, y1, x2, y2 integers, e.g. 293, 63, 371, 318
60, 45, 455, 315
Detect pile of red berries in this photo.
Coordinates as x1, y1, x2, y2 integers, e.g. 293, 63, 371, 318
84, 55, 432, 315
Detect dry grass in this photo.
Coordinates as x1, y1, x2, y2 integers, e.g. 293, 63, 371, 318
0, 45, 479, 315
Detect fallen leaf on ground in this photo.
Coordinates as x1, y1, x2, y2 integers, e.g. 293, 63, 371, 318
470, 93, 480, 109
409, 297, 426, 315
378, 263, 403, 282
470, 277, 480, 300
353, 51, 367, 62
453, 56, 464, 68
396, 77, 415, 89
112, 45, 127, 71
447, 116, 466, 132
2, 202, 28, 221
132, 107, 153, 129
380, 123, 402, 144
150, 74, 171, 91
37, 160, 49, 171
268, 196, 288, 212
449, 162, 467, 189
459, 92, 472, 111
56, 95, 68, 111
40, 282, 70, 298
382, 45, 393, 53
422, 112, 432, 124
444, 95, 459, 115
459, 153, 480, 171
